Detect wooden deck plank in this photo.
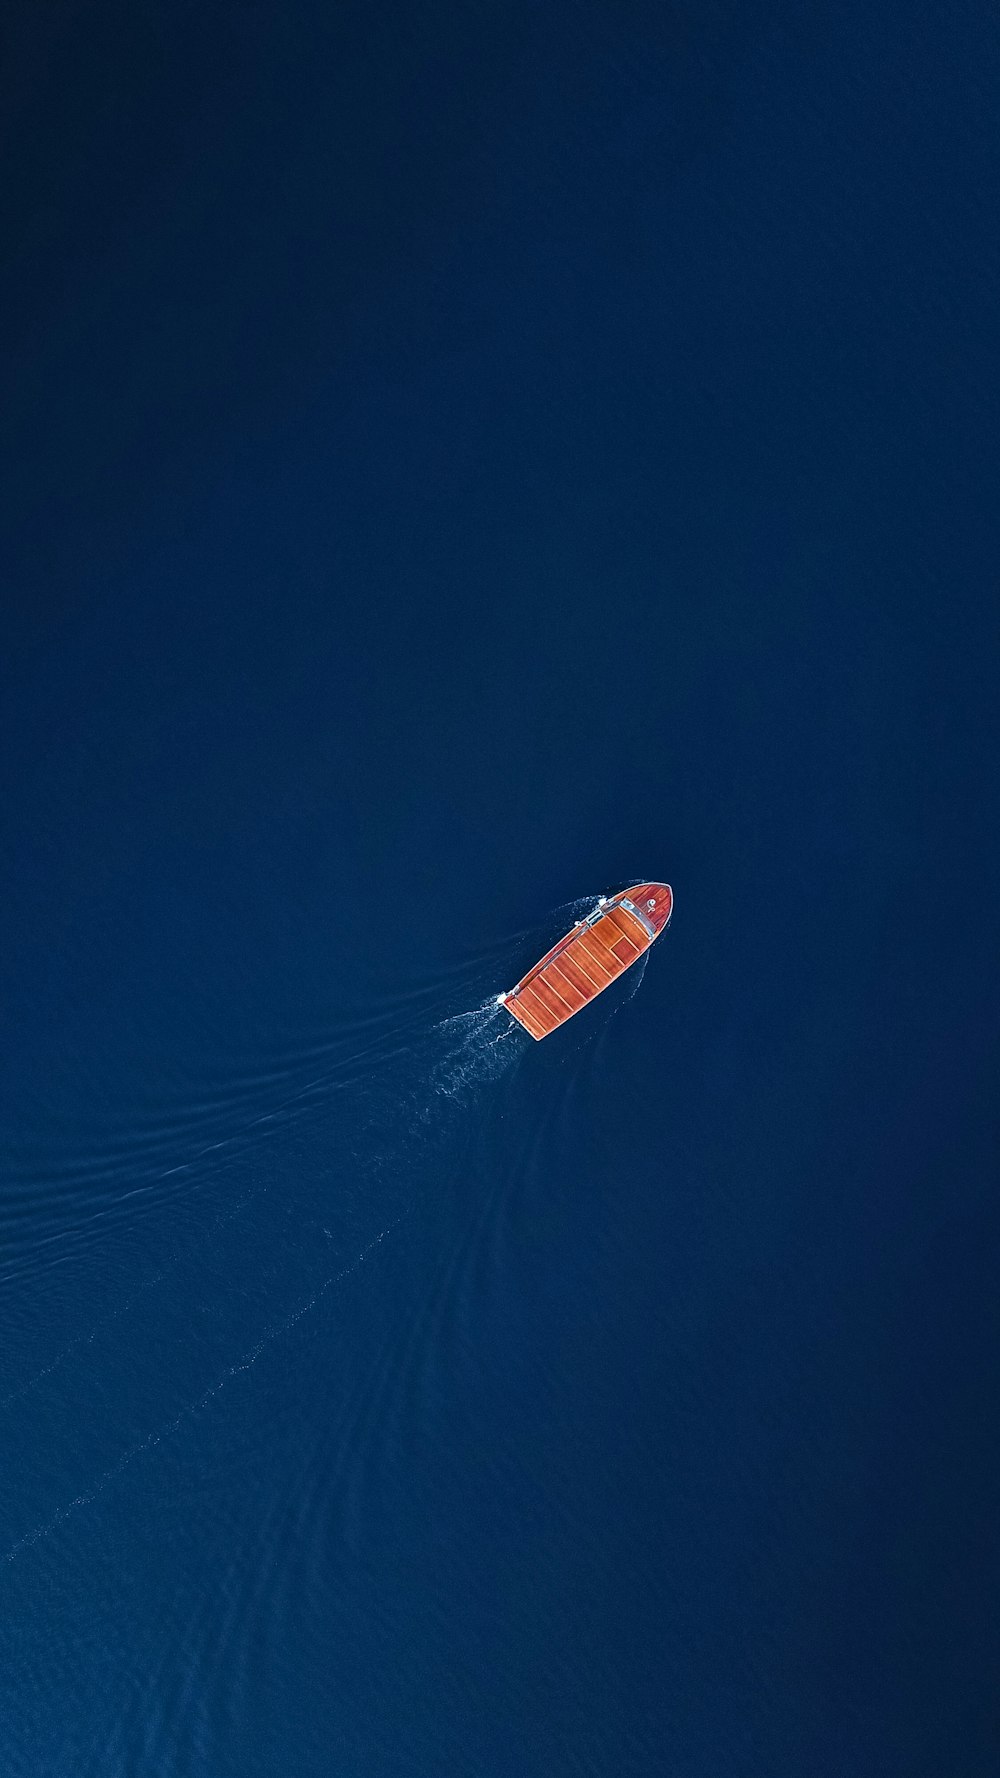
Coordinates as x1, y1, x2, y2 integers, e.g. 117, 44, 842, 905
510, 986, 551, 1038
561, 941, 606, 991
555, 951, 600, 1001
532, 974, 575, 1022
509, 1001, 546, 1039
605, 905, 649, 947
587, 919, 624, 957
577, 930, 621, 979
544, 960, 588, 1012
516, 978, 554, 1019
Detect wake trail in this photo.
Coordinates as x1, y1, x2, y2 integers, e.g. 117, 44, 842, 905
0, 928, 558, 1564
1, 1217, 405, 1567
427, 1002, 525, 1100
0, 1048, 395, 1413
1, 1007, 520, 1563
0, 1176, 267, 1414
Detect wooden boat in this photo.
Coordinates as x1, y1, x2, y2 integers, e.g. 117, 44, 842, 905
498, 883, 672, 1039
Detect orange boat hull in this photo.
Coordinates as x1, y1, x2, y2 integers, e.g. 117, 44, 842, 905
499, 883, 672, 1039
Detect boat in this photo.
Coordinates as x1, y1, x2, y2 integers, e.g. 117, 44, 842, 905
498, 883, 672, 1039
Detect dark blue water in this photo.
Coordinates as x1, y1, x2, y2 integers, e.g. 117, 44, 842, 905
2, 2, 998, 1772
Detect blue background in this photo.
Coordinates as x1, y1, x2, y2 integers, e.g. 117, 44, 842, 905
2, 2, 998, 1772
